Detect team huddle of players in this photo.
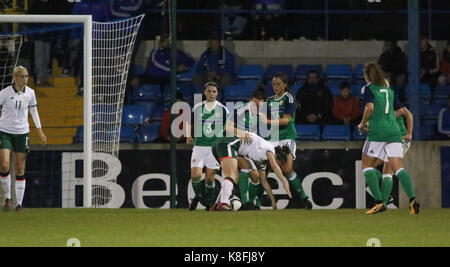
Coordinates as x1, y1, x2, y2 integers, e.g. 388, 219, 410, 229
186, 62, 420, 214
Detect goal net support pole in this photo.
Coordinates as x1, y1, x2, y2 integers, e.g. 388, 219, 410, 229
0, 15, 93, 207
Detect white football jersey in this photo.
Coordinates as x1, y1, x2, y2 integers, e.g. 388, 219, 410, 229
0, 85, 38, 134
238, 133, 276, 167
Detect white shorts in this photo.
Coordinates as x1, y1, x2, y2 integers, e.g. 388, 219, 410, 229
382, 140, 411, 162
270, 139, 297, 160
191, 146, 220, 170
363, 140, 403, 161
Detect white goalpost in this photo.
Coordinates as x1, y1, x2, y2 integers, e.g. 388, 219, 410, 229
0, 14, 144, 208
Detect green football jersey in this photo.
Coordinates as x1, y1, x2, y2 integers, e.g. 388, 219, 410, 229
236, 102, 259, 134
266, 92, 297, 141
396, 117, 407, 137
192, 101, 231, 147
362, 83, 402, 142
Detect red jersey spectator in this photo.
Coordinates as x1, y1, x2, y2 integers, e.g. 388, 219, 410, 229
160, 92, 185, 142
332, 81, 360, 124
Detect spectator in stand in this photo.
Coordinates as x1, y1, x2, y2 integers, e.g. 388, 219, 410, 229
52, 0, 75, 75
160, 91, 185, 143
439, 40, 450, 86
130, 33, 195, 93
295, 70, 333, 125
252, 0, 286, 41
437, 94, 450, 137
332, 81, 361, 125
110, 0, 150, 77
420, 35, 440, 92
222, 0, 250, 40
27, 0, 58, 87
378, 39, 408, 90
63, 0, 111, 96
192, 33, 235, 90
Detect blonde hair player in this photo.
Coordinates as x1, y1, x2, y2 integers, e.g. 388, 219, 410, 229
0, 66, 47, 212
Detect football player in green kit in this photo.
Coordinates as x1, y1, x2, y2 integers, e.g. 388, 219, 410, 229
186, 82, 230, 210
358, 62, 420, 215
259, 72, 312, 209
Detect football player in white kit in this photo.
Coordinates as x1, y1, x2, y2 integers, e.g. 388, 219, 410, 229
209, 133, 292, 211
0, 66, 47, 211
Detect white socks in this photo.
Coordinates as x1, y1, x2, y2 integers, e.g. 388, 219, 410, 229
219, 179, 234, 204
0, 174, 11, 199
15, 178, 26, 206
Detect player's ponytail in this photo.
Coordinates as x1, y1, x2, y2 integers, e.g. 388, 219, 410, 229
363, 62, 389, 88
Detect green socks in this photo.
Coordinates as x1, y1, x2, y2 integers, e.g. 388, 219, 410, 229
204, 180, 217, 207
238, 170, 250, 203
364, 168, 383, 203
248, 180, 259, 205
381, 174, 393, 205
396, 168, 416, 200
288, 172, 308, 200
191, 178, 203, 199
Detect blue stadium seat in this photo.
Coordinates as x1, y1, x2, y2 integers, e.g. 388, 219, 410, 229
325, 64, 353, 80
177, 84, 194, 103
420, 124, 438, 140
352, 126, 367, 141
74, 126, 83, 144
353, 64, 366, 84
236, 79, 261, 91
294, 64, 323, 81
404, 83, 432, 101
432, 98, 448, 107
224, 85, 254, 102
422, 103, 444, 120
264, 64, 293, 82
353, 64, 364, 81
265, 82, 275, 96
441, 109, 450, 132
322, 125, 351, 141
131, 84, 161, 102
291, 84, 301, 96
328, 84, 341, 96
136, 124, 160, 143
433, 85, 450, 100
177, 64, 197, 82
295, 124, 321, 141
133, 101, 158, 116
133, 65, 145, 76
351, 84, 364, 98
120, 126, 136, 143
122, 105, 148, 125
92, 104, 117, 123
353, 79, 367, 86
236, 65, 264, 80
149, 105, 166, 122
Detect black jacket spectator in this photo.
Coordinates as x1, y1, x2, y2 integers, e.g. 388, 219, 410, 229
378, 40, 407, 88
420, 36, 440, 90
295, 71, 333, 125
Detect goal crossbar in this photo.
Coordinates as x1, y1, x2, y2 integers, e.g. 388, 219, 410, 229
0, 14, 93, 207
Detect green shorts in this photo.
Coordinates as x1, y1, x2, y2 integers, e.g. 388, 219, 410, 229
211, 137, 240, 162
0, 131, 30, 153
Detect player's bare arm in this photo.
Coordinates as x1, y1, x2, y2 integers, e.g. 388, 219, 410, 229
267, 151, 292, 199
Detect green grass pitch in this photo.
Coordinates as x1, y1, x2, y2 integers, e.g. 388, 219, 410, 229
1, 208, 449, 247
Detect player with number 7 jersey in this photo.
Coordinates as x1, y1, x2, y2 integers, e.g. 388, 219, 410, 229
361, 83, 402, 143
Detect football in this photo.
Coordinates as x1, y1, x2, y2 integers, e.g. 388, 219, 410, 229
229, 195, 242, 211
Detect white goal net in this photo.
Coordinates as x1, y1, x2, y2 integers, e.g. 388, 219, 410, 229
90, 15, 144, 208
0, 14, 144, 208
0, 34, 22, 90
